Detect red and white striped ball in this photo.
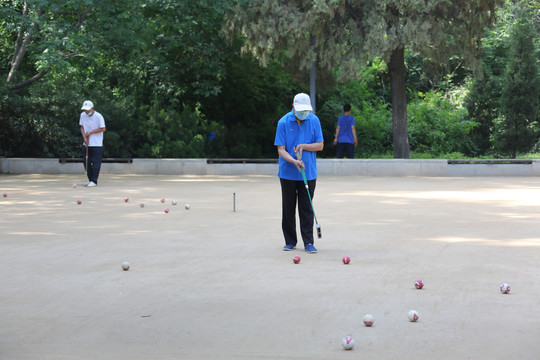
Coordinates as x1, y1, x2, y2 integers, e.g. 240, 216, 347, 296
500, 283, 510, 294
342, 256, 351, 264
415, 279, 424, 289
293, 255, 301, 264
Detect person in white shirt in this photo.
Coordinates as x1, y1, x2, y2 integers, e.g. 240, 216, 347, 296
79, 100, 106, 187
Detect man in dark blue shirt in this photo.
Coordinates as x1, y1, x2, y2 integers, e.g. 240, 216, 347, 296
333, 104, 358, 158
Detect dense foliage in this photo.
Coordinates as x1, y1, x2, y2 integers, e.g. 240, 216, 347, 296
465, 0, 539, 158
0, 0, 538, 159
225, 0, 502, 158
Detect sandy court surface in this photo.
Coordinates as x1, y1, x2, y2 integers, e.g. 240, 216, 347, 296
1, 173, 540, 359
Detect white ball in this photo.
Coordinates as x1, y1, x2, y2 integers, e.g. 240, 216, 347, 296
121, 262, 130, 271
408, 310, 419, 322
185, 203, 190, 210
172, 200, 178, 205
341, 336, 355, 350
500, 283, 511, 294
363, 314, 374, 327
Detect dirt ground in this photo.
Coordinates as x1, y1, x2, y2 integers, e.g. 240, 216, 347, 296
1, 174, 539, 360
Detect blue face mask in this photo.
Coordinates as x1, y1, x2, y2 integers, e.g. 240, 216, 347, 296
295, 111, 309, 120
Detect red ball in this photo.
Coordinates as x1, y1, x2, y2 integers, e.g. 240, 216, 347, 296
164, 208, 169, 213
415, 280, 424, 289
342, 256, 351, 264
77, 200, 82, 205
293, 255, 301, 264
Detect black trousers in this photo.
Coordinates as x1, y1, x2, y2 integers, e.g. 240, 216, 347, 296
280, 178, 316, 247
336, 142, 354, 158
82, 145, 103, 184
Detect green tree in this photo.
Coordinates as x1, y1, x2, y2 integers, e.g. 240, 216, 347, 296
199, 50, 297, 158
0, 0, 236, 158
463, 0, 538, 157
224, 0, 502, 158
494, 11, 539, 158
463, 35, 509, 156
120, 0, 231, 104
1, 0, 98, 90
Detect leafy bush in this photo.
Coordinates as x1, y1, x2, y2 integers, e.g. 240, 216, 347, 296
317, 63, 393, 158
353, 100, 392, 157
407, 90, 476, 156
135, 101, 225, 158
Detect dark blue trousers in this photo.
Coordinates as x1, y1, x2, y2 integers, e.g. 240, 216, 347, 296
336, 142, 354, 158
82, 145, 103, 184
280, 178, 316, 247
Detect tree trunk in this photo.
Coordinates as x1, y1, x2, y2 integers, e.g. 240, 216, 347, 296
7, 1, 32, 83
10, 69, 49, 90
388, 47, 410, 159
7, 3, 93, 90
309, 34, 316, 113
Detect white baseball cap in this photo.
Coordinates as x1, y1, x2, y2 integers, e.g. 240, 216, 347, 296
81, 100, 94, 110
293, 93, 313, 112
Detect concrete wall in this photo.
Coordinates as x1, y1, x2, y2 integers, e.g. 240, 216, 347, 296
318, 159, 448, 176
447, 163, 538, 176
2, 158, 540, 176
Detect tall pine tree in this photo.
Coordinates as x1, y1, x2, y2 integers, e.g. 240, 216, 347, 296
495, 11, 539, 158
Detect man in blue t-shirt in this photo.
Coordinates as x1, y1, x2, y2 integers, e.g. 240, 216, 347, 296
274, 93, 324, 253
333, 104, 358, 158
